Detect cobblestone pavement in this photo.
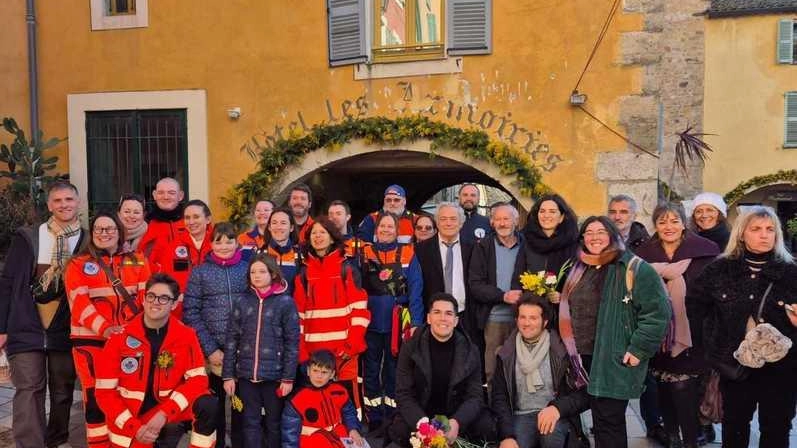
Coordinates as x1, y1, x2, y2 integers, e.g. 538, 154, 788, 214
0, 383, 793, 447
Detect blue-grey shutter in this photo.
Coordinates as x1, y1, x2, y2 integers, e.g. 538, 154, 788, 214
786, 92, 797, 147
327, 0, 367, 67
447, 0, 492, 55
778, 19, 794, 64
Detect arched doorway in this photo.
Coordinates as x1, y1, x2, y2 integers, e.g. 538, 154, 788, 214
268, 139, 532, 224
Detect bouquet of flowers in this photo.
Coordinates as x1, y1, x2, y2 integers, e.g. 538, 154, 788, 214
519, 259, 573, 302
409, 415, 487, 448
518, 270, 558, 296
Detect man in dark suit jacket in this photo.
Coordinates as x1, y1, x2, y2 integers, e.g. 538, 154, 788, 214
414, 202, 473, 328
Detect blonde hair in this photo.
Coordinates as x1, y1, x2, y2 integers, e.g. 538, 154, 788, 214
724, 206, 793, 263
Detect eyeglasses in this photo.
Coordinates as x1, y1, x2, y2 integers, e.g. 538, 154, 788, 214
583, 230, 609, 238
415, 225, 433, 231
384, 197, 403, 204
93, 226, 118, 235
145, 292, 175, 305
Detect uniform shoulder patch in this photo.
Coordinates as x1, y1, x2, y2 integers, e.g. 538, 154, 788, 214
83, 262, 100, 275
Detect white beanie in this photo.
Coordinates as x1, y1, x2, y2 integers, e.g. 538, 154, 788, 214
687, 192, 728, 218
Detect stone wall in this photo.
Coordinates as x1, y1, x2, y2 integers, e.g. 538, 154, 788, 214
598, 0, 709, 225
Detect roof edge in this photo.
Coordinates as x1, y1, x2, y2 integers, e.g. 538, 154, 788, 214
708, 7, 797, 18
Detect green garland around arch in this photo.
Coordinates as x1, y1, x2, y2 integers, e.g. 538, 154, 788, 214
222, 115, 548, 225
724, 169, 797, 205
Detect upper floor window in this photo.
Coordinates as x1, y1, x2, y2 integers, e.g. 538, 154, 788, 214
777, 19, 796, 64
327, 0, 491, 67
373, 0, 444, 62
90, 0, 148, 30
108, 0, 136, 16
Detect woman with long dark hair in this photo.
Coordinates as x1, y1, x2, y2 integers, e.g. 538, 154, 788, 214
635, 203, 720, 447
693, 206, 797, 447
260, 207, 302, 295
65, 211, 150, 447
117, 193, 147, 252
558, 216, 670, 447
294, 216, 371, 418
517, 194, 579, 303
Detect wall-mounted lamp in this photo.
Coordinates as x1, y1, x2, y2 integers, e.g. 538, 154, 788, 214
227, 107, 241, 120
569, 91, 587, 106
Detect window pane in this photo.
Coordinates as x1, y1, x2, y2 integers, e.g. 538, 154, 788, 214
381, 0, 406, 45
416, 0, 441, 44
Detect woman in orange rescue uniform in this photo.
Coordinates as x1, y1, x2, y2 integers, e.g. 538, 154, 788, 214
65, 211, 151, 448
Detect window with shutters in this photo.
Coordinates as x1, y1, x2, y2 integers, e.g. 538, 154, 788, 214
786, 92, 797, 148
85, 110, 188, 212
777, 19, 796, 64
327, 0, 491, 67
373, 0, 445, 62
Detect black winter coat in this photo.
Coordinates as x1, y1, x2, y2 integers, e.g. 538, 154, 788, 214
691, 256, 797, 372
395, 326, 485, 428
626, 222, 650, 250
635, 232, 720, 374
491, 329, 590, 447
468, 234, 525, 330
0, 226, 86, 355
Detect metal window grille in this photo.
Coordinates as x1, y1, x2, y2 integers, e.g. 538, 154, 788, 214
86, 109, 188, 212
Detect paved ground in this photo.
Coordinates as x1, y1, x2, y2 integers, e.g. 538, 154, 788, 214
0, 383, 793, 447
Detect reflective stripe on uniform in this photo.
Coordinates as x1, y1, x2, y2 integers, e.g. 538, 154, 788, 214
189, 431, 217, 448
95, 378, 119, 389
184, 367, 206, 378
118, 387, 145, 401
171, 391, 189, 410
114, 409, 132, 429
304, 330, 348, 342
301, 424, 334, 436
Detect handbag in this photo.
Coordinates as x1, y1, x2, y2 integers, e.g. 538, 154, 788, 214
699, 370, 723, 423
733, 283, 792, 367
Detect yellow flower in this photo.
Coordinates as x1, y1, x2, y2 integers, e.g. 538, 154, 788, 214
519, 271, 547, 295
430, 435, 448, 448
156, 351, 174, 369
231, 394, 243, 412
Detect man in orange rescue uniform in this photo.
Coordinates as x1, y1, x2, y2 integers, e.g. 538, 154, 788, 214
95, 273, 217, 448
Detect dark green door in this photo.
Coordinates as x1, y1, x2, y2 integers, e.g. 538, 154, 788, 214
85, 109, 188, 212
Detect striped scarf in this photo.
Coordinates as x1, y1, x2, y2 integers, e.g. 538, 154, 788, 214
558, 248, 618, 388
40, 217, 82, 290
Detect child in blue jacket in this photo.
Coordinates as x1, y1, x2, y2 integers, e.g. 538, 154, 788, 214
223, 252, 300, 448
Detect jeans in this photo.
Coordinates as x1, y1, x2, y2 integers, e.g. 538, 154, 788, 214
209, 372, 243, 447
513, 412, 569, 448
9, 350, 75, 448
484, 321, 514, 388
238, 380, 282, 448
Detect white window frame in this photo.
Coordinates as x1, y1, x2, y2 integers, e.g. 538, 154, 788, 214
67, 90, 208, 220
90, 0, 148, 31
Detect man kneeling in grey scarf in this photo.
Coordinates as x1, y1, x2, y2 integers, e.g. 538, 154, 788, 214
491, 293, 591, 448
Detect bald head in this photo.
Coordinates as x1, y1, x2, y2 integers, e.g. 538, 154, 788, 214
153, 177, 184, 211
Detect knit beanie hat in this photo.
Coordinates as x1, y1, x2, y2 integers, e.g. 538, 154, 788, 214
685, 192, 728, 218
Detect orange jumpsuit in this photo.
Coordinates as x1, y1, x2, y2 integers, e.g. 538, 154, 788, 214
65, 252, 150, 448
95, 315, 215, 448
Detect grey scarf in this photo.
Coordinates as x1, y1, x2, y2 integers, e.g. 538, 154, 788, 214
516, 329, 550, 393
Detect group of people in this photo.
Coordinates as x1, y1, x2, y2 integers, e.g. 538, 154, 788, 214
0, 177, 795, 448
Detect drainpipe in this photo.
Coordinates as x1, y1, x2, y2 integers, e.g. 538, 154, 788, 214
26, 0, 39, 144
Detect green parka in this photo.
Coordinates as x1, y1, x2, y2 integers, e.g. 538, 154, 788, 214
587, 251, 671, 400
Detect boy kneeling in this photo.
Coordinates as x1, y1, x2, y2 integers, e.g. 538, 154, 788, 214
282, 349, 365, 448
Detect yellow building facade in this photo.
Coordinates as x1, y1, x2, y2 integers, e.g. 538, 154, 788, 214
2, 0, 664, 222
703, 4, 797, 220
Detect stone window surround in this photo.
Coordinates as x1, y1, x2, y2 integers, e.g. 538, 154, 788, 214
90, 0, 148, 31
66, 90, 208, 220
